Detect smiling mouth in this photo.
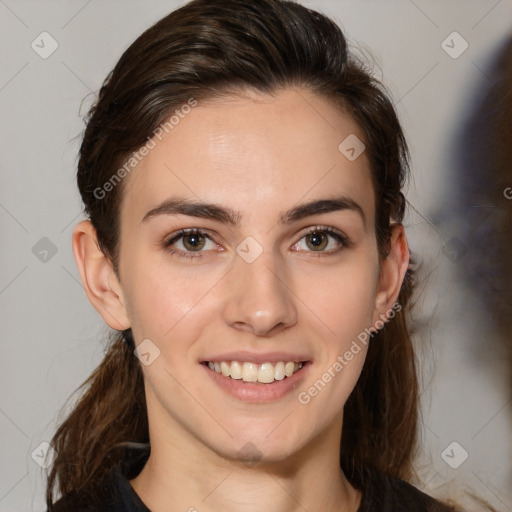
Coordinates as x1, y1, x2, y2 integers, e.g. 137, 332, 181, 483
202, 360, 307, 384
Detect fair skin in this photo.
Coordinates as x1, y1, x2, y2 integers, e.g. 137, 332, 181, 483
72, 87, 409, 512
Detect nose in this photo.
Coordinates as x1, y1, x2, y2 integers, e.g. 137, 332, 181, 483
221, 248, 298, 337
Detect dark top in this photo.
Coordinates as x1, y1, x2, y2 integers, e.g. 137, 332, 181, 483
50, 444, 455, 512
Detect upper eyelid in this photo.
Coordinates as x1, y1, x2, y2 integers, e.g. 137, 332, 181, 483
166, 227, 218, 242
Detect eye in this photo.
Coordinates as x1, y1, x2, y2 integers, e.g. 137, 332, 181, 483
292, 226, 350, 255
163, 226, 351, 260
163, 229, 220, 259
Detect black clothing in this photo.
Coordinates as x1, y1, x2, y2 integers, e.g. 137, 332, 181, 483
50, 444, 454, 511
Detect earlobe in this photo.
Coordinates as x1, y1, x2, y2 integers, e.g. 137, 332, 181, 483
372, 224, 410, 324
72, 220, 131, 331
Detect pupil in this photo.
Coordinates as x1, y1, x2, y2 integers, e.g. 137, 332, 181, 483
184, 233, 205, 251
308, 232, 326, 250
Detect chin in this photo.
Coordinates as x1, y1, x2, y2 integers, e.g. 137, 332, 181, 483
205, 425, 308, 466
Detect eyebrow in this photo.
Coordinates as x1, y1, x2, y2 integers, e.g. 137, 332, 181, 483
141, 194, 366, 227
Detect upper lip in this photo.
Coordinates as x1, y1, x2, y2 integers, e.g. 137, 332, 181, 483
201, 351, 312, 364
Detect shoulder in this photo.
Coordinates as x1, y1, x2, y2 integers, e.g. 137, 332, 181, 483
49, 473, 119, 512
48, 468, 148, 512
48, 444, 151, 512
359, 468, 458, 512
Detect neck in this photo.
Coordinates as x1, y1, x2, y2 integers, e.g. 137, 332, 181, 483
130, 411, 361, 512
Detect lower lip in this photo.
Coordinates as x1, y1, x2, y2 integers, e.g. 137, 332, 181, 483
200, 362, 311, 403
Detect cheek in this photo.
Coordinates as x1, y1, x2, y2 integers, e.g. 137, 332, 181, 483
292, 258, 377, 411
121, 248, 217, 341
125, 247, 186, 340
294, 257, 378, 351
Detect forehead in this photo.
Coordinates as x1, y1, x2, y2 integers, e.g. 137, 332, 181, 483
120, 87, 375, 228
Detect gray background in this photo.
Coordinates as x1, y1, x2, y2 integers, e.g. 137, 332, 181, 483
1, 0, 511, 510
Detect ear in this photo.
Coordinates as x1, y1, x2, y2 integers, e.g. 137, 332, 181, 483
371, 223, 410, 326
72, 220, 130, 331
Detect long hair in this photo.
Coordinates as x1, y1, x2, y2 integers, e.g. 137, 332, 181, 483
48, 0, 418, 505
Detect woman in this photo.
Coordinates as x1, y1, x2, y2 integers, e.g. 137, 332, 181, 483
46, 0, 460, 510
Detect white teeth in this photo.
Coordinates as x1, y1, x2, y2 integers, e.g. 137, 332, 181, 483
206, 360, 304, 383
230, 361, 242, 379
257, 362, 275, 384
220, 361, 230, 377
274, 361, 285, 381
242, 362, 258, 382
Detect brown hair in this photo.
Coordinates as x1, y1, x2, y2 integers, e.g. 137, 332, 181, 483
48, 0, 420, 506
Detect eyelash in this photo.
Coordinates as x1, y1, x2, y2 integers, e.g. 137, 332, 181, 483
162, 226, 352, 260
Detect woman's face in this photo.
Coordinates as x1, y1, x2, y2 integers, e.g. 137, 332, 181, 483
108, 87, 395, 464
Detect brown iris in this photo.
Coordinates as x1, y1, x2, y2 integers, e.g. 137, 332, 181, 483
305, 231, 328, 251
182, 232, 206, 251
